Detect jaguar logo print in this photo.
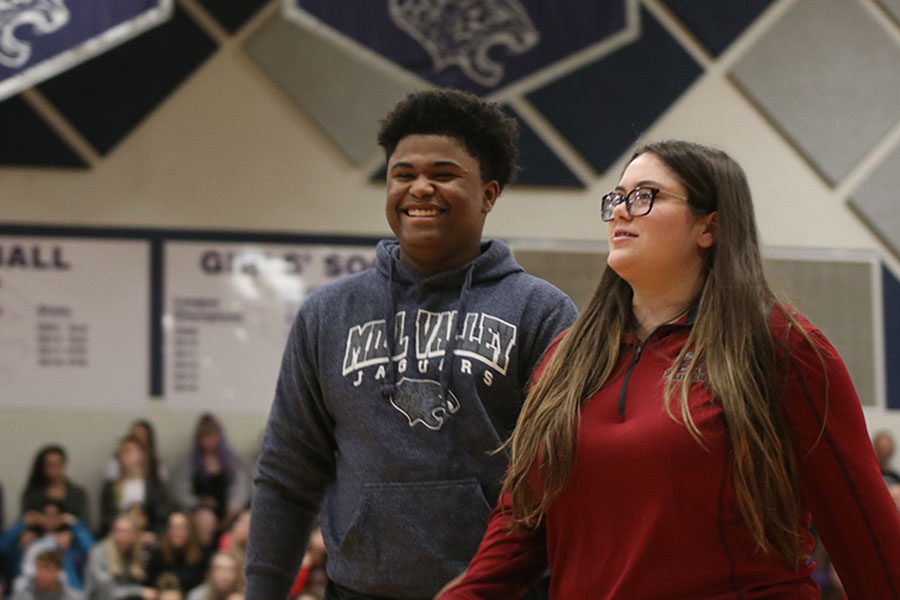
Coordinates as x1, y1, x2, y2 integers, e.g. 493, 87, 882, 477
0, 0, 70, 68
388, 0, 539, 87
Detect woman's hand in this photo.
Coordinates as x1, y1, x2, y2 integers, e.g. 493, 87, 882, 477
433, 570, 466, 599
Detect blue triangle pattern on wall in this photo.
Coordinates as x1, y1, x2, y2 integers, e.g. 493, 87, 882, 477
660, 0, 774, 57
526, 8, 702, 176
36, 5, 217, 156
0, 95, 86, 168
196, 0, 269, 33
505, 105, 584, 188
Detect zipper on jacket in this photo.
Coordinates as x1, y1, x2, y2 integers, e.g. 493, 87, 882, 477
617, 343, 643, 419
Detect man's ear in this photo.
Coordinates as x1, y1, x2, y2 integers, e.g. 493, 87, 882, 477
482, 180, 500, 214
697, 211, 718, 249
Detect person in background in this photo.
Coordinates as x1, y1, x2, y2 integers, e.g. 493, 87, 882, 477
184, 512, 216, 562
169, 415, 249, 538
11, 549, 84, 600
184, 552, 243, 600
105, 421, 167, 484
245, 88, 578, 600
99, 436, 169, 539
153, 574, 183, 600
438, 140, 900, 599
288, 526, 326, 600
889, 482, 900, 517
215, 511, 248, 561
21, 447, 90, 529
144, 513, 206, 595
873, 430, 900, 485
0, 505, 42, 593
83, 513, 152, 600
5, 501, 93, 592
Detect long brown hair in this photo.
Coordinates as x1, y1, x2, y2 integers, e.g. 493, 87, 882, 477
502, 140, 820, 568
202, 551, 245, 600
160, 511, 205, 566
106, 513, 146, 582
113, 434, 147, 507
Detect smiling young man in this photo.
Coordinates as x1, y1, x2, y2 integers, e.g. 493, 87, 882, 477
244, 89, 577, 600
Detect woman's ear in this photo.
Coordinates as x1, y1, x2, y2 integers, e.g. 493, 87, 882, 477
697, 211, 718, 249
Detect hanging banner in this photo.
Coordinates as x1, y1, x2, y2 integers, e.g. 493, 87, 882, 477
0, 236, 150, 409
164, 241, 376, 411
0, 0, 173, 101
282, 0, 631, 93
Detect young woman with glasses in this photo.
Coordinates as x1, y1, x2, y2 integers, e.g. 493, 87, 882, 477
438, 140, 900, 599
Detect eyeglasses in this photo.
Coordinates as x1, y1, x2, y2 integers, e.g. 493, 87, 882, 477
600, 186, 689, 222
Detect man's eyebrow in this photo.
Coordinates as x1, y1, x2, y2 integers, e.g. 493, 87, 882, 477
389, 160, 464, 171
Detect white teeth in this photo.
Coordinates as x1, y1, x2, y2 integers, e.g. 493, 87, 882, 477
407, 208, 439, 217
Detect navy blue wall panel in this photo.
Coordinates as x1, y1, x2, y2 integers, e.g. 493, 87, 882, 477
527, 8, 702, 175
0, 95, 86, 168
661, 0, 774, 56
37, 6, 217, 155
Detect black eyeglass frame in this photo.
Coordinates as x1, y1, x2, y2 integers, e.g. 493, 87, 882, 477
600, 186, 689, 222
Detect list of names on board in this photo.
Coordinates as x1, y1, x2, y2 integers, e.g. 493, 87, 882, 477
164, 241, 376, 410
0, 237, 149, 409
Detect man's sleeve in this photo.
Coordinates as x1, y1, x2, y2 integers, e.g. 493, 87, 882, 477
523, 292, 577, 386
244, 310, 336, 600
782, 325, 900, 599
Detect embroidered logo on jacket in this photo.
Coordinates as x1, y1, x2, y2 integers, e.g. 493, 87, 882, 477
663, 351, 708, 382
342, 309, 517, 429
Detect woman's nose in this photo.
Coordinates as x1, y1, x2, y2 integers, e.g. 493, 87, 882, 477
611, 197, 631, 220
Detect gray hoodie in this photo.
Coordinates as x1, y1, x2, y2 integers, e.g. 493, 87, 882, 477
12, 579, 84, 600
245, 239, 577, 599
82, 541, 145, 600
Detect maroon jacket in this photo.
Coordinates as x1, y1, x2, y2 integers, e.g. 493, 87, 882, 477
442, 308, 900, 599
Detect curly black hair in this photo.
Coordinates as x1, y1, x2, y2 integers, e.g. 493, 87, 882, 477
377, 88, 520, 190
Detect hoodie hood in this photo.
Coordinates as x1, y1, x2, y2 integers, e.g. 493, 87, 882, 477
374, 238, 524, 287
374, 238, 524, 405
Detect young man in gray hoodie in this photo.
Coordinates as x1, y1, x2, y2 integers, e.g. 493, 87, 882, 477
245, 89, 578, 600
12, 550, 84, 600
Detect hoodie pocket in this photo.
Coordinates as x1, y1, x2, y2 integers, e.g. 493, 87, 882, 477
330, 477, 493, 597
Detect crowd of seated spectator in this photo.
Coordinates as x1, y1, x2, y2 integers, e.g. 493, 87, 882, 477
0, 413, 326, 600
9, 415, 895, 599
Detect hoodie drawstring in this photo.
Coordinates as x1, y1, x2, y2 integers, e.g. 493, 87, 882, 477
438, 264, 475, 403
380, 259, 398, 400
380, 258, 476, 405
